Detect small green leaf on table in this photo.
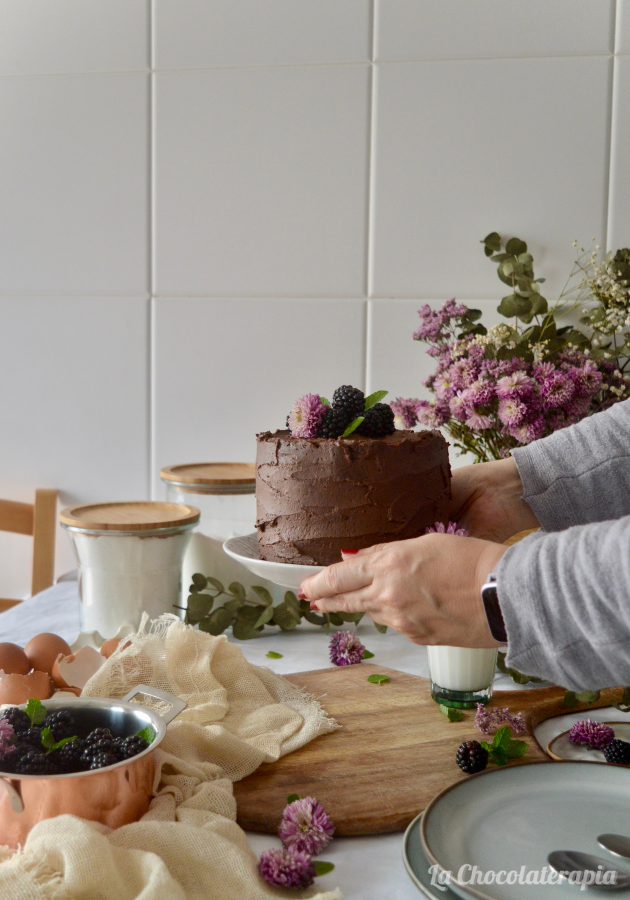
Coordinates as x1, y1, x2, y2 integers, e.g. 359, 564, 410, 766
480, 725, 527, 766
314, 861, 335, 876
266, 651, 283, 659
367, 674, 389, 685
362, 649, 375, 659
286, 793, 300, 804
439, 704, 463, 722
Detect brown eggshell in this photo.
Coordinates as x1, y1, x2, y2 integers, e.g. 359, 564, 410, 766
52, 645, 105, 691
24, 633, 72, 677
0, 671, 51, 705
100, 637, 121, 658
0, 643, 31, 676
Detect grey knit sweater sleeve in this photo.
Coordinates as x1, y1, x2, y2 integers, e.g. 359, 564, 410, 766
496, 399, 630, 690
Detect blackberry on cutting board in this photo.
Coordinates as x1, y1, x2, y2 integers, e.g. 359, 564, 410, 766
0, 707, 30, 733
43, 709, 76, 742
332, 385, 365, 421
604, 739, 630, 766
320, 406, 353, 439
357, 402, 396, 438
456, 741, 488, 775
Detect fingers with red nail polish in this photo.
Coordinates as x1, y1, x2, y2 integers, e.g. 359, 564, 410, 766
310, 601, 320, 610
297, 588, 306, 599
341, 548, 358, 555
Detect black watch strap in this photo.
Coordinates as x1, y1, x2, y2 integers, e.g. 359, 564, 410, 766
481, 574, 507, 644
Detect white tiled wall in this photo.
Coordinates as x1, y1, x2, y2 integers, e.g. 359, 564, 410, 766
0, 2, 625, 597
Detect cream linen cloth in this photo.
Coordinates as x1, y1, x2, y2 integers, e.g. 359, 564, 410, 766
0, 615, 341, 900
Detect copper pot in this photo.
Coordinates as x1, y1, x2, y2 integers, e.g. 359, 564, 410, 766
0, 685, 186, 848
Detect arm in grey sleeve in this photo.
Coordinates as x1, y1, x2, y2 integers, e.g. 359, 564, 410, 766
497, 516, 630, 691
511, 398, 630, 531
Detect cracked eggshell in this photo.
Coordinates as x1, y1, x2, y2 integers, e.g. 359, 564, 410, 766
52, 645, 105, 694
0, 671, 51, 705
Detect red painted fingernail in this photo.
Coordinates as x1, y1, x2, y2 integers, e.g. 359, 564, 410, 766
342, 548, 358, 555
297, 589, 306, 599
310, 601, 320, 610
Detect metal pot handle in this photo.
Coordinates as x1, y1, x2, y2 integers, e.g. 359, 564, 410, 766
0, 777, 23, 813
122, 684, 187, 725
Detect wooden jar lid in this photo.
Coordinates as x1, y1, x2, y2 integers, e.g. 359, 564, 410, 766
60, 501, 200, 532
160, 463, 256, 494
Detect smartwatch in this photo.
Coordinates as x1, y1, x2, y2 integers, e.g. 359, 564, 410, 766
480, 573, 508, 645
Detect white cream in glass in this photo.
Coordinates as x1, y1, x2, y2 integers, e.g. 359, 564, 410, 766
427, 646, 498, 708
60, 502, 199, 638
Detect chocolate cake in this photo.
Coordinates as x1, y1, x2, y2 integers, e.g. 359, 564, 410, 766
255, 429, 451, 566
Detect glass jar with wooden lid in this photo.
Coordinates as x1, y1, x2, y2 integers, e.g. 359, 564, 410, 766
160, 463, 279, 608
60, 501, 199, 637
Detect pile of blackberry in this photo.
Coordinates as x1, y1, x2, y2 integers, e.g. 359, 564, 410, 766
604, 739, 630, 766
298, 385, 396, 439
0, 706, 150, 776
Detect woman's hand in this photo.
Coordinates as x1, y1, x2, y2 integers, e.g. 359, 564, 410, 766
299, 533, 508, 648
449, 457, 540, 543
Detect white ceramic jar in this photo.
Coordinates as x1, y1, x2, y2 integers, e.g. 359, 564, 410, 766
160, 463, 280, 607
60, 501, 200, 638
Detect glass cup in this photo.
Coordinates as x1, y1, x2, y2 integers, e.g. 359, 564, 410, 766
427, 645, 498, 708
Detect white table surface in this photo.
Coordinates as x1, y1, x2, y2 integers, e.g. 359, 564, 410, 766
0, 582, 611, 900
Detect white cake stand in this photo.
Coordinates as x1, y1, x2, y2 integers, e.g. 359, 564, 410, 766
223, 533, 324, 590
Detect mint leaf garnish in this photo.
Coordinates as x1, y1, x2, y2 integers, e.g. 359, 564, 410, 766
342, 416, 364, 438
362, 649, 375, 659
25, 698, 46, 726
314, 861, 335, 876
266, 651, 283, 659
40, 727, 78, 753
320, 397, 330, 406
480, 725, 527, 766
286, 793, 300, 804
367, 673, 389, 685
364, 390, 388, 411
439, 704, 463, 722
136, 725, 156, 745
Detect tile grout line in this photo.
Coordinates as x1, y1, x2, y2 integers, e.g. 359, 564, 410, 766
148, 0, 155, 500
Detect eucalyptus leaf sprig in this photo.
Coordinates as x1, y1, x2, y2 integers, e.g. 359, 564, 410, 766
179, 575, 387, 640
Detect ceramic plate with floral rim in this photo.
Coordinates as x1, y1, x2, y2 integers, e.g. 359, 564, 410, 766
223, 533, 324, 590
546, 721, 630, 762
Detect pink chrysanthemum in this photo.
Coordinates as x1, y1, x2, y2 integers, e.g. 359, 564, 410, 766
0, 720, 14, 753
390, 397, 419, 429
425, 521, 469, 537
329, 630, 365, 666
569, 720, 615, 750
496, 372, 534, 399
288, 393, 326, 439
465, 411, 493, 431
474, 703, 526, 736
497, 397, 527, 427
507, 415, 545, 444
258, 847, 315, 889
279, 797, 335, 855
540, 372, 575, 409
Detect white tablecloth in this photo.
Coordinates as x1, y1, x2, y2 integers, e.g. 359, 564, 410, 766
0, 582, 608, 900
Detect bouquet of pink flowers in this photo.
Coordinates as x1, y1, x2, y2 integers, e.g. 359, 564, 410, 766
391, 234, 630, 462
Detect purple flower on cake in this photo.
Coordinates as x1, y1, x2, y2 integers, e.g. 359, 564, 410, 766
288, 393, 327, 439
279, 796, 335, 855
329, 630, 365, 666
0, 719, 14, 753
425, 521, 469, 537
474, 703, 526, 736
258, 846, 315, 889
569, 720, 615, 750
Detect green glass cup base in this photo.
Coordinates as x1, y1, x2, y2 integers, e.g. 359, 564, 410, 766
430, 679, 493, 709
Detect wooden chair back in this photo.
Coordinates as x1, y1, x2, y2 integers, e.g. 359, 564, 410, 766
0, 489, 57, 613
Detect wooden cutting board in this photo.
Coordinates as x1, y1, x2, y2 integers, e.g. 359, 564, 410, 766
234, 664, 621, 836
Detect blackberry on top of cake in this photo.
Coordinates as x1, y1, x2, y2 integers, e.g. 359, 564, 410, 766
256, 385, 452, 567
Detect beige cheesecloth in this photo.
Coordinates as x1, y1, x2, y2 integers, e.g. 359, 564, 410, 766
0, 615, 342, 900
